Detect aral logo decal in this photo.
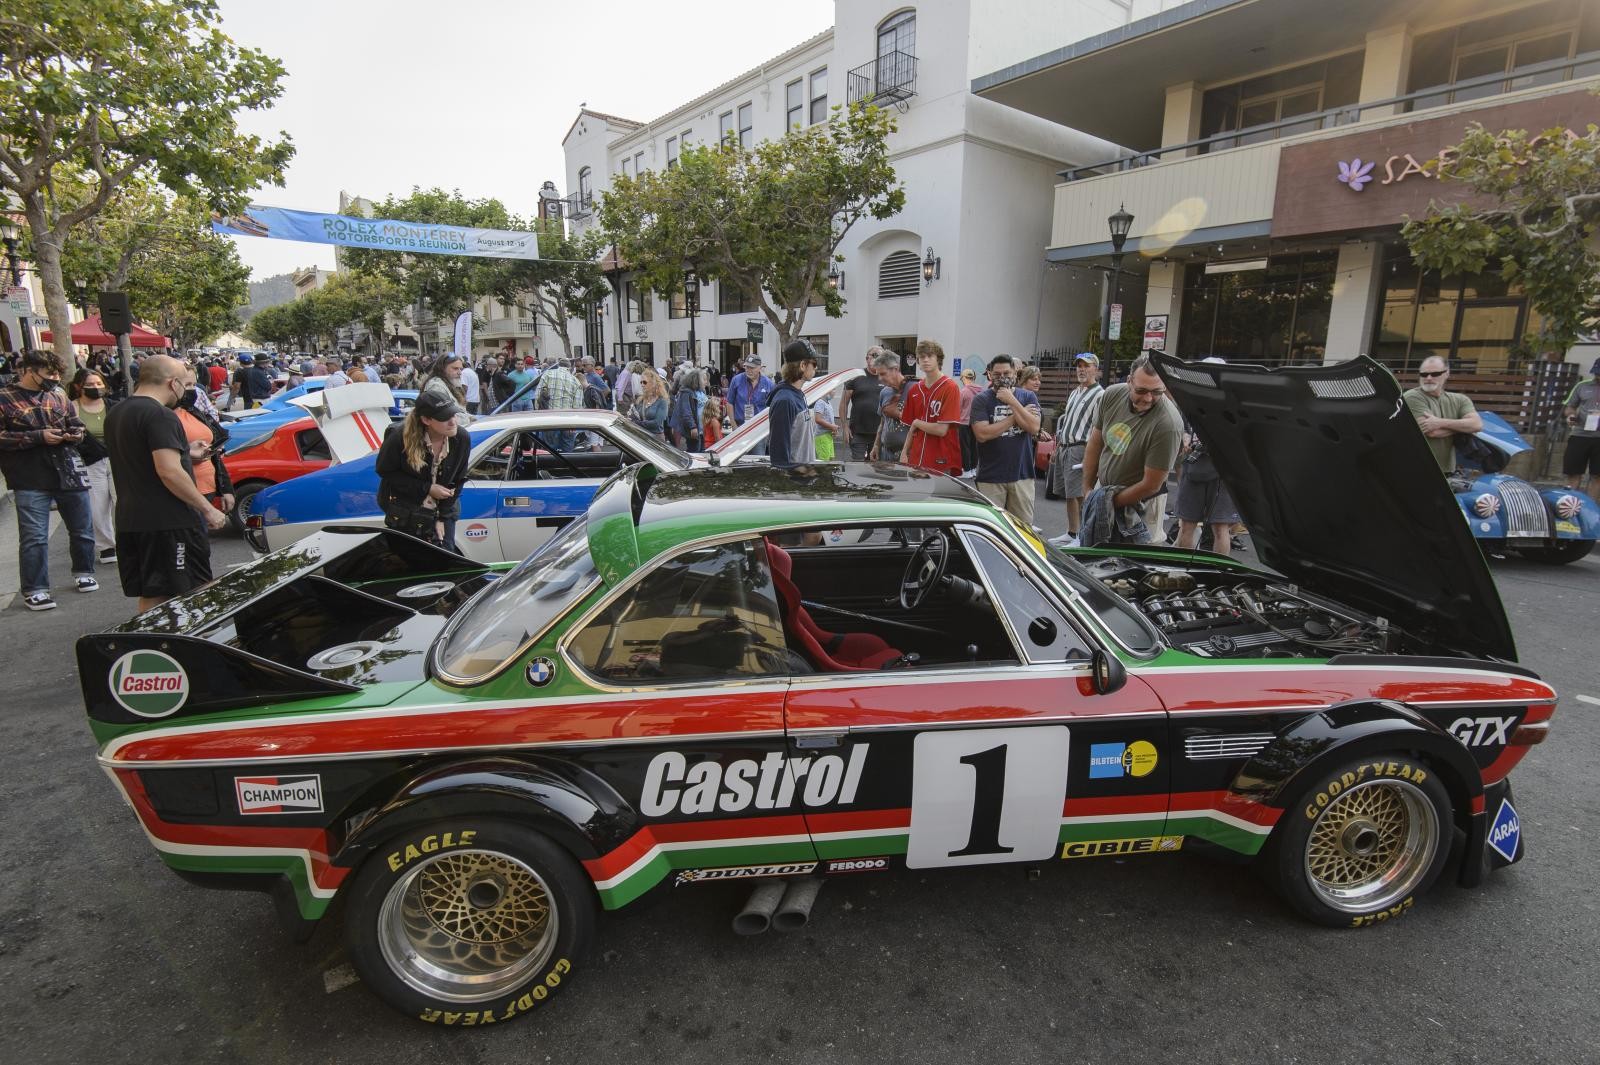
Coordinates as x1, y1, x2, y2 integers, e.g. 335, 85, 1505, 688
641, 746, 868, 816
235, 775, 324, 815
108, 650, 189, 718
1487, 798, 1520, 862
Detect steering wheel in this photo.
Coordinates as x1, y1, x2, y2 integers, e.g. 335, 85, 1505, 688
900, 531, 950, 610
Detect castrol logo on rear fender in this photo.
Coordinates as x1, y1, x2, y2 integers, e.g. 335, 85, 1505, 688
108, 650, 190, 718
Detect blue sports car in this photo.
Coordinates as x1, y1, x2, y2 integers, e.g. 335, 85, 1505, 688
1453, 412, 1599, 564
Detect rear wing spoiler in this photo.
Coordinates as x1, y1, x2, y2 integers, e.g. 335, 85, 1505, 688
293, 382, 395, 463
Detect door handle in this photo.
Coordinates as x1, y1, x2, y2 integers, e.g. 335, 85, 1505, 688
503, 496, 532, 507
793, 731, 846, 750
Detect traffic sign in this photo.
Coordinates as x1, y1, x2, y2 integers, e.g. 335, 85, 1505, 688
1108, 304, 1123, 341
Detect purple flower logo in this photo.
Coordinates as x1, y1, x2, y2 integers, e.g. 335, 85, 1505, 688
1337, 158, 1375, 192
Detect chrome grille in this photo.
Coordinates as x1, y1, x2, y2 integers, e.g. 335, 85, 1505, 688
1498, 480, 1551, 538
1308, 377, 1375, 399
1185, 734, 1275, 761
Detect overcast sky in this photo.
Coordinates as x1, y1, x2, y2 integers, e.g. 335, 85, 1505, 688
216, 0, 835, 281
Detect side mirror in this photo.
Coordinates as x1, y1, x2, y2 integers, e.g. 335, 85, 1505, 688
1090, 648, 1126, 695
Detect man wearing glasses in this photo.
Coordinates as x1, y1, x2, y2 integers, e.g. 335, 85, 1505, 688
1080, 354, 1182, 546
1403, 356, 1482, 474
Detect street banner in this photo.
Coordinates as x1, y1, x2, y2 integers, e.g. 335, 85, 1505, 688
212, 204, 540, 260
1143, 314, 1168, 351
453, 311, 473, 361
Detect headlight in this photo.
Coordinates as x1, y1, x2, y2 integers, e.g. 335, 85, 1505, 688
1474, 493, 1500, 518
1556, 494, 1583, 519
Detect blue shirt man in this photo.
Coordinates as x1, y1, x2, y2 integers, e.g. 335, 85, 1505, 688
727, 358, 774, 426
968, 354, 1042, 524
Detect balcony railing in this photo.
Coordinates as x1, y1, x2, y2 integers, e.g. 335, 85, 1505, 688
847, 50, 917, 107
1060, 49, 1600, 181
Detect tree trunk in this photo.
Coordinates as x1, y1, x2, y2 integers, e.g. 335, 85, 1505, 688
24, 199, 81, 375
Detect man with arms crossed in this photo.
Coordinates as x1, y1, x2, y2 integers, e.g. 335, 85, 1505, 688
105, 355, 228, 614
1403, 356, 1482, 475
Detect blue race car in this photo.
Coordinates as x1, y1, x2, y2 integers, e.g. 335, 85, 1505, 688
243, 369, 862, 563
1453, 411, 1599, 564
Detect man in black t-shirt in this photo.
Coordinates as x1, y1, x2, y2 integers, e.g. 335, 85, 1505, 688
840, 346, 885, 460
104, 355, 228, 614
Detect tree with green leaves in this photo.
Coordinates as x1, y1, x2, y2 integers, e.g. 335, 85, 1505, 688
245, 300, 296, 350
599, 102, 904, 348
494, 219, 611, 360
1403, 118, 1600, 356
0, 0, 292, 370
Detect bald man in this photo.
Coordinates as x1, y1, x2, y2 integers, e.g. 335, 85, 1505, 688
1403, 356, 1482, 475
104, 355, 228, 614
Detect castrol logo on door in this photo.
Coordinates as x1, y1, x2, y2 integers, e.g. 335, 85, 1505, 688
108, 650, 190, 718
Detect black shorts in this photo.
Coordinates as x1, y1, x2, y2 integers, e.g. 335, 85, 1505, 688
116, 526, 213, 599
1563, 435, 1600, 477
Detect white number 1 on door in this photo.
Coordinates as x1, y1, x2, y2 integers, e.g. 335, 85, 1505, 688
905, 726, 1071, 869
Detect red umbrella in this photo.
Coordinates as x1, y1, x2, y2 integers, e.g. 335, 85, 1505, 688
40, 314, 173, 348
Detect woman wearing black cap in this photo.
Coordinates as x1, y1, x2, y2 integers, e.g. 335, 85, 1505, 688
375, 390, 471, 551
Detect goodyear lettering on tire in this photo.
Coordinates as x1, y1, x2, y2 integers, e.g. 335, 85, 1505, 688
418, 958, 573, 1025
1304, 761, 1429, 821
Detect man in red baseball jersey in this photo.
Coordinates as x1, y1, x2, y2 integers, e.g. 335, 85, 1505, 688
899, 339, 963, 475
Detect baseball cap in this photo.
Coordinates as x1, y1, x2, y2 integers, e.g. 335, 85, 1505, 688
744, 355, 763, 367
1590, 356, 1600, 374
782, 339, 818, 363
1073, 353, 1099, 366
238, 353, 253, 364
414, 390, 460, 422
524, 355, 536, 366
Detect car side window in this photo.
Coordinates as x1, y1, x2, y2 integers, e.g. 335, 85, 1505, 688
466, 431, 517, 482
296, 427, 331, 462
505, 430, 626, 482
568, 539, 797, 683
962, 530, 1093, 664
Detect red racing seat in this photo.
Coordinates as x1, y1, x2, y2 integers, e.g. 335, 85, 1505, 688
765, 540, 901, 672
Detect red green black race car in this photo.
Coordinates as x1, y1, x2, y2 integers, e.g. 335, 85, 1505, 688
79, 354, 1556, 1027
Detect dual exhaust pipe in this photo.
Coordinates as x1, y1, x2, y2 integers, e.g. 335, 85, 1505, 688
733, 877, 822, 935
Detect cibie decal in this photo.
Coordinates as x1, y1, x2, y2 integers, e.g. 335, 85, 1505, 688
1087, 740, 1158, 779
108, 649, 190, 718
235, 775, 324, 815
641, 745, 868, 816
1447, 715, 1515, 747
674, 862, 817, 886
1062, 836, 1184, 859
463, 522, 491, 541
526, 657, 557, 687
1487, 798, 1520, 863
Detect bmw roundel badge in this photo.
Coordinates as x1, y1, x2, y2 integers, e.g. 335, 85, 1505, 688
526, 657, 557, 687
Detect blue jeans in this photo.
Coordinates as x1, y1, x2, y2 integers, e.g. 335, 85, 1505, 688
14, 488, 96, 594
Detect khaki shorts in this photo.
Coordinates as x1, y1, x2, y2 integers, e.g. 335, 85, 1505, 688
976, 479, 1036, 526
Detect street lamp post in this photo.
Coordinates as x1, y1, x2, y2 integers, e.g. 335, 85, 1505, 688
1103, 204, 1134, 367
684, 272, 699, 367
1, 221, 35, 356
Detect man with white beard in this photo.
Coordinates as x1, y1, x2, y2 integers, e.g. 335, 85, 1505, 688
1403, 355, 1482, 474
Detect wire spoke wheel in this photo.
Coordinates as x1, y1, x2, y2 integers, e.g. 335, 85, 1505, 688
1303, 779, 1438, 914
378, 848, 559, 1003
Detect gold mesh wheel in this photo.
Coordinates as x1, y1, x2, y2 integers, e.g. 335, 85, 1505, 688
378, 848, 559, 1003
1303, 779, 1438, 914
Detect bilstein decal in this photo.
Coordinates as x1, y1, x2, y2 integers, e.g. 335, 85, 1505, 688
108, 650, 190, 718
640, 745, 868, 816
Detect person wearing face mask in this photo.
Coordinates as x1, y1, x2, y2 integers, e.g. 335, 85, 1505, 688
968, 353, 1042, 524
68, 369, 121, 564
172, 374, 235, 518
0, 351, 98, 610
103, 355, 228, 615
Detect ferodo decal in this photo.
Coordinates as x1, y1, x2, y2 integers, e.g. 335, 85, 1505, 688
1087, 740, 1158, 779
108, 650, 189, 718
640, 745, 867, 816
1350, 896, 1413, 928
1448, 715, 1515, 747
1304, 761, 1427, 821
418, 958, 573, 1025
235, 774, 324, 815
1062, 836, 1184, 859
825, 857, 890, 874
673, 862, 817, 886
386, 829, 478, 872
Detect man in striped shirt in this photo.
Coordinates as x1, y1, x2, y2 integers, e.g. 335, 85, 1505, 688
1049, 353, 1103, 547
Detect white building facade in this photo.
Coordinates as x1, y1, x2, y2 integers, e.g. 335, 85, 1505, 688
559, 1, 1128, 376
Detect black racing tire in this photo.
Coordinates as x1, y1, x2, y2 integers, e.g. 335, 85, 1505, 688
1264, 755, 1453, 929
344, 820, 595, 1028
1515, 539, 1595, 565
228, 480, 272, 537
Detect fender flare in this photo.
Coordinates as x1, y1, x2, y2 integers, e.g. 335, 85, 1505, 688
1231, 700, 1488, 885
332, 755, 637, 877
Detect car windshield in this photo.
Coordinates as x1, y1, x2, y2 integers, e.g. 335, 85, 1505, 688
605, 415, 694, 470
434, 519, 599, 682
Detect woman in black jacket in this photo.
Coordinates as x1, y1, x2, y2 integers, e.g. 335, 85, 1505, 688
374, 390, 471, 551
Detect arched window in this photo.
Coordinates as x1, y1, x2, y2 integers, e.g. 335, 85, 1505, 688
877, 10, 916, 60
577, 166, 592, 206
878, 250, 921, 300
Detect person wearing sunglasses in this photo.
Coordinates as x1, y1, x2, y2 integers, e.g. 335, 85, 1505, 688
1079, 353, 1182, 547
1403, 356, 1481, 475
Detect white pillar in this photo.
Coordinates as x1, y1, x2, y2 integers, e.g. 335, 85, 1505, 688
1161, 82, 1204, 157
1144, 260, 1183, 352
1324, 242, 1385, 362
1359, 25, 1414, 118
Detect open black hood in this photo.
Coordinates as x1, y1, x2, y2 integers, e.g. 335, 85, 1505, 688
1151, 353, 1516, 661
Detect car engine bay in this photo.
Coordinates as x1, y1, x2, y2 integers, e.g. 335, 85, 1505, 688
1082, 556, 1399, 659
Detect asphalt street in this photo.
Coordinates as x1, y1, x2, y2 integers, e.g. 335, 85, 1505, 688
1, 485, 1596, 1065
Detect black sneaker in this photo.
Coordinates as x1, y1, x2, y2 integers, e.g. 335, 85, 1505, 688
76, 576, 99, 593
24, 592, 57, 611
98, 548, 117, 564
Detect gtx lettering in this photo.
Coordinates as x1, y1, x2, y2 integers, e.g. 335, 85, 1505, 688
1448, 715, 1515, 747
641, 745, 868, 816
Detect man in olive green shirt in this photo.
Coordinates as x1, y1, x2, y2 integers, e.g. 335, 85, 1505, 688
1082, 355, 1183, 511
1403, 356, 1481, 474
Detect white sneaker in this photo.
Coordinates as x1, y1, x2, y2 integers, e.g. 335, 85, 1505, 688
1048, 533, 1078, 548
